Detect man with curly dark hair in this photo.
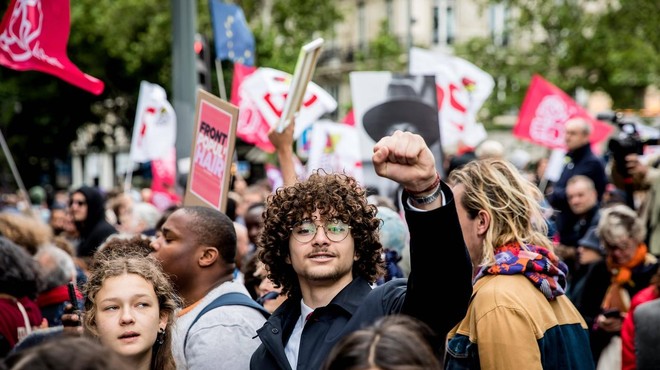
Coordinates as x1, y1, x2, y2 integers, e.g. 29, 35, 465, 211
250, 130, 472, 369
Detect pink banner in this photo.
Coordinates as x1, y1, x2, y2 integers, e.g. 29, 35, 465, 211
513, 74, 613, 150
0, 0, 104, 94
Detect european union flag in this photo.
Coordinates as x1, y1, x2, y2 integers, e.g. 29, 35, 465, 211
209, 0, 256, 66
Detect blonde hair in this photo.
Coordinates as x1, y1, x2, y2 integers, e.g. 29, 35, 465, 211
448, 158, 553, 267
0, 213, 52, 255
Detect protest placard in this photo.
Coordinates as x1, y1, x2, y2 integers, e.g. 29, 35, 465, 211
184, 89, 238, 212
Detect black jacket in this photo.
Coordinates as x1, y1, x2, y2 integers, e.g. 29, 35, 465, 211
250, 182, 473, 369
547, 143, 607, 245
548, 143, 608, 208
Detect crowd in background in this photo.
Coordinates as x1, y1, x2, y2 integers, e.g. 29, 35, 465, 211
0, 118, 659, 370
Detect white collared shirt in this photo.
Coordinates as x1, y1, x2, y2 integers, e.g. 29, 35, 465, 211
284, 299, 314, 370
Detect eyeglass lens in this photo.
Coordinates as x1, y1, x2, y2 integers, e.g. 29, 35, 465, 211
292, 219, 350, 243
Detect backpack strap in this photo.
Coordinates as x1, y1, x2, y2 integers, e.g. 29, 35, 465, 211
183, 292, 270, 352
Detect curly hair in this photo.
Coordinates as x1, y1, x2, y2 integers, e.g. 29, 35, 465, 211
84, 251, 180, 370
257, 170, 383, 297
448, 158, 553, 268
91, 234, 154, 269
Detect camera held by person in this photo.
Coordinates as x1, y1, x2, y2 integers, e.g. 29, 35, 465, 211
600, 111, 658, 208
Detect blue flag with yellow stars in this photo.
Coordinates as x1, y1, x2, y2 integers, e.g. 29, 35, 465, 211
209, 0, 256, 66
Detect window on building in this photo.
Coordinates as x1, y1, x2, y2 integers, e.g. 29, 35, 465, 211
433, 6, 439, 44
489, 3, 509, 47
433, 0, 455, 46
385, 0, 393, 32
446, 2, 455, 45
358, 1, 366, 51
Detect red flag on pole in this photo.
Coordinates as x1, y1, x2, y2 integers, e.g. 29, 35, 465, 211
230, 62, 256, 106
513, 74, 612, 150
0, 0, 105, 95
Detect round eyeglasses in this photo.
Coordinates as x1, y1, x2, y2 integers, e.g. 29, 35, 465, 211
290, 219, 352, 243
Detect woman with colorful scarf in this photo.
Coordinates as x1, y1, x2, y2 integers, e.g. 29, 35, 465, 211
590, 204, 658, 369
445, 158, 594, 370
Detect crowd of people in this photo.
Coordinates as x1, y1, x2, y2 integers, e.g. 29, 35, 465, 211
0, 114, 659, 370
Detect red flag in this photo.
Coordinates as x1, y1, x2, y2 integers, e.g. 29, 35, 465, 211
0, 0, 104, 95
513, 74, 612, 150
230, 62, 256, 105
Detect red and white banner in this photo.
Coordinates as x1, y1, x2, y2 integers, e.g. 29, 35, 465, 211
513, 74, 613, 150
238, 67, 337, 150
409, 47, 494, 150
0, 0, 104, 95
129, 81, 177, 163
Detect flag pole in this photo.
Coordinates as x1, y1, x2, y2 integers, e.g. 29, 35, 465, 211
0, 128, 34, 213
123, 164, 133, 193
215, 59, 228, 101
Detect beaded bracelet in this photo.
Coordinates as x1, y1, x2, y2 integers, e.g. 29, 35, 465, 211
404, 172, 440, 196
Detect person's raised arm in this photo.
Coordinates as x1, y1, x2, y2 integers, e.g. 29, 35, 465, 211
268, 118, 298, 187
372, 131, 442, 210
373, 130, 472, 339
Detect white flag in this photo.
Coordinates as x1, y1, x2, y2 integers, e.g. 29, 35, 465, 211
129, 81, 177, 163
239, 67, 337, 139
409, 47, 494, 150
306, 120, 364, 184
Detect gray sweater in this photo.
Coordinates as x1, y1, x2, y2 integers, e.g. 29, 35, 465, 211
173, 281, 266, 370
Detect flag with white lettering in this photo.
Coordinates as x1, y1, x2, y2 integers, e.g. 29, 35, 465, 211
513, 74, 613, 150
0, 0, 104, 94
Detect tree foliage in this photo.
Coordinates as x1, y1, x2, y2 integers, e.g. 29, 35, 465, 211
237, 0, 342, 72
0, 0, 179, 189
356, 20, 406, 73
0, 0, 340, 189
454, 0, 659, 120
